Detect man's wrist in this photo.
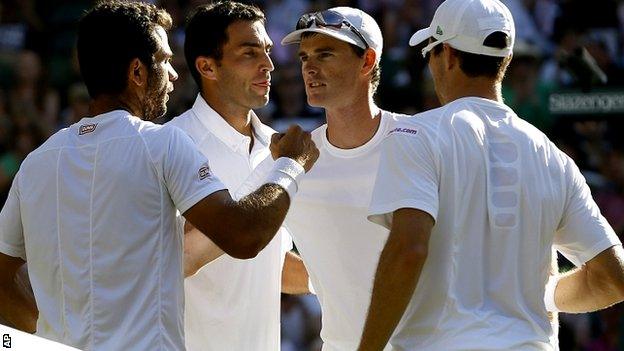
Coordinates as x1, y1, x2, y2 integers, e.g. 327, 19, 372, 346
265, 157, 305, 200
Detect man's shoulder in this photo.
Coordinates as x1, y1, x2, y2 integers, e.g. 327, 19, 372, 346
383, 108, 443, 139
21, 127, 72, 167
310, 123, 327, 145
166, 109, 194, 129
381, 109, 411, 122
165, 109, 208, 142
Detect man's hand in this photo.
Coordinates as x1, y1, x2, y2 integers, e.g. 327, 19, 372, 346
0, 253, 37, 332
270, 125, 319, 172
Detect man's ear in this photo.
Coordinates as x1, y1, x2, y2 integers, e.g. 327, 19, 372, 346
128, 58, 148, 88
361, 48, 377, 76
443, 43, 457, 71
195, 56, 218, 81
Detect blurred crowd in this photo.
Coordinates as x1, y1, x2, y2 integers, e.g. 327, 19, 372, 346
0, 0, 623, 350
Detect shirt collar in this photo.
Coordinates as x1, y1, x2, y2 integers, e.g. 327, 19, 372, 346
190, 94, 273, 151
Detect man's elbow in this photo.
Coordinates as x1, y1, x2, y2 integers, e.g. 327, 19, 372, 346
222, 232, 264, 259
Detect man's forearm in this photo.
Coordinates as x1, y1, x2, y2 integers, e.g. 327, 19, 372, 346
282, 251, 310, 294
184, 226, 225, 277
358, 236, 426, 350
230, 184, 291, 256
185, 184, 291, 259
0, 268, 38, 332
554, 245, 624, 313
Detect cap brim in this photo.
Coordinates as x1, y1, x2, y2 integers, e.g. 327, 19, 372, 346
281, 27, 363, 49
409, 27, 431, 47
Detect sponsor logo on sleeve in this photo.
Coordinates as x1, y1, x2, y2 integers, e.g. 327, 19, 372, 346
198, 163, 212, 180
388, 127, 419, 136
3, 334, 10, 348
78, 123, 98, 135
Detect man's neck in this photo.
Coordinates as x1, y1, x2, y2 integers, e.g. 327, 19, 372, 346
442, 77, 503, 105
325, 95, 381, 149
201, 91, 253, 137
88, 93, 142, 119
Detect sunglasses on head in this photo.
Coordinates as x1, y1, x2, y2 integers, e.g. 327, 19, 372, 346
296, 10, 370, 49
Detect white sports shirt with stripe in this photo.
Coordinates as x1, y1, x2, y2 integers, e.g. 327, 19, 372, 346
368, 97, 621, 351
0, 110, 226, 350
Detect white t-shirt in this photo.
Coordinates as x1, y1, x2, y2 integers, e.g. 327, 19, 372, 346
283, 111, 407, 351
0, 110, 226, 351
167, 95, 292, 351
368, 97, 622, 351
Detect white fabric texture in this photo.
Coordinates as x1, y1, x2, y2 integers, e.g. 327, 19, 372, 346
368, 97, 621, 350
0, 110, 226, 351
167, 95, 293, 351
280, 111, 407, 351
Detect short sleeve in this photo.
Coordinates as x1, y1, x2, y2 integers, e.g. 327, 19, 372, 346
368, 127, 439, 229
0, 175, 26, 260
554, 157, 621, 266
163, 128, 226, 213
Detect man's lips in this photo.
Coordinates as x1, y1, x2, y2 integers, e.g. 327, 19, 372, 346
306, 81, 326, 88
252, 80, 271, 88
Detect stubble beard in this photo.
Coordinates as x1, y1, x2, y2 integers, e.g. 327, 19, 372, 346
142, 67, 168, 121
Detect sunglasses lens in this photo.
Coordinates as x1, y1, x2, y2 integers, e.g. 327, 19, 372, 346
318, 10, 344, 26
294, 10, 369, 49
296, 14, 311, 29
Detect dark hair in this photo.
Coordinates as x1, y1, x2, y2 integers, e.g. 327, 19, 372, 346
349, 44, 381, 94
431, 32, 511, 80
77, 0, 172, 98
185, 1, 265, 88
301, 32, 381, 94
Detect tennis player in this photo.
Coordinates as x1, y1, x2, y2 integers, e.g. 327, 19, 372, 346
0, 2, 317, 350
359, 0, 624, 350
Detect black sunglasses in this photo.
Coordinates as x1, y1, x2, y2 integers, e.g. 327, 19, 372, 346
296, 10, 370, 49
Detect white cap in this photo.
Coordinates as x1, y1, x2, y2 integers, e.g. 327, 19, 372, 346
281, 7, 383, 61
409, 0, 515, 57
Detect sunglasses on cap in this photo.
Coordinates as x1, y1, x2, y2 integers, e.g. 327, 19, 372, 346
296, 10, 370, 50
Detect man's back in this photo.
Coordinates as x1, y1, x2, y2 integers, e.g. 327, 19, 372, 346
2, 110, 225, 350
370, 97, 619, 350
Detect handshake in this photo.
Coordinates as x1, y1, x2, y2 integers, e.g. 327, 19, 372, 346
269, 125, 320, 172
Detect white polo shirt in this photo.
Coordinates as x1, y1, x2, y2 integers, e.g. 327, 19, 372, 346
167, 95, 292, 351
369, 97, 622, 351
0, 110, 226, 351
283, 111, 407, 351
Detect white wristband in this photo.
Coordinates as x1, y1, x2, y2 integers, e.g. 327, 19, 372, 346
265, 157, 305, 200
544, 275, 561, 312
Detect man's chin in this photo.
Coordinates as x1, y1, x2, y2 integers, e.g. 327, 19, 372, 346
249, 95, 270, 109
306, 96, 325, 108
